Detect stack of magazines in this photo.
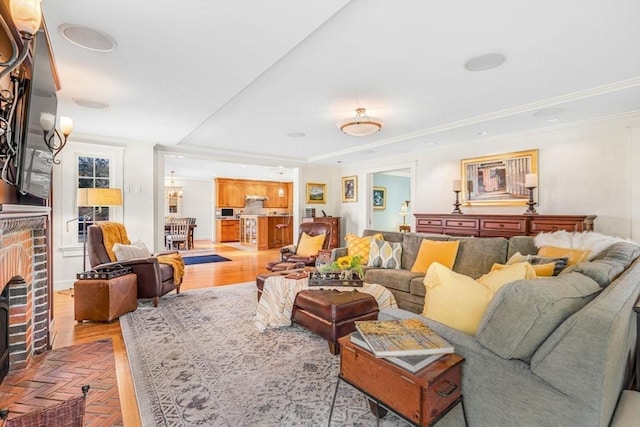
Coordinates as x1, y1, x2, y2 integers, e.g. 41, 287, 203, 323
349, 319, 455, 373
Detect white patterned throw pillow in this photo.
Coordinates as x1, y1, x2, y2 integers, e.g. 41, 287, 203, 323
368, 239, 402, 269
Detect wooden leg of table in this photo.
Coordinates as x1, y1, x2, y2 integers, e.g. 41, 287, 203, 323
328, 342, 340, 355
367, 399, 388, 419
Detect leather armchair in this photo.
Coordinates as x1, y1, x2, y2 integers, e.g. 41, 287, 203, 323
87, 224, 181, 307
278, 222, 332, 266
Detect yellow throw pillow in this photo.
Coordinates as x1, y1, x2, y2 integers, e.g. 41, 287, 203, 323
296, 232, 326, 257
492, 261, 553, 277
538, 246, 590, 266
411, 240, 460, 273
481, 262, 536, 293
345, 233, 383, 264
423, 262, 533, 335
422, 262, 493, 335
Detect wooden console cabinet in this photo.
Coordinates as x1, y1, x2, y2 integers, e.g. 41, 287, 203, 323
310, 216, 341, 249
414, 213, 596, 237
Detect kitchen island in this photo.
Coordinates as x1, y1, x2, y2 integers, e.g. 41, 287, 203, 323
239, 215, 293, 250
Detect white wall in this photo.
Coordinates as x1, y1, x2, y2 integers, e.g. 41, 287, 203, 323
337, 113, 640, 240
163, 176, 214, 241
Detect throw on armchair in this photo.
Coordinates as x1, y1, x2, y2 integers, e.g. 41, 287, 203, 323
87, 223, 183, 307
266, 222, 332, 270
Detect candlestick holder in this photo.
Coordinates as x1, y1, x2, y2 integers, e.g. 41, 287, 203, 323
524, 186, 538, 215
452, 190, 463, 214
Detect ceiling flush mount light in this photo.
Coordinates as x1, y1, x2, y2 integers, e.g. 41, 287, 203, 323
0, 0, 42, 80
337, 108, 384, 136
73, 98, 109, 109
40, 112, 73, 164
464, 52, 507, 72
59, 24, 117, 52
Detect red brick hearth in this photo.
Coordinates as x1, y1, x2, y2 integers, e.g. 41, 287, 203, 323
0, 207, 51, 374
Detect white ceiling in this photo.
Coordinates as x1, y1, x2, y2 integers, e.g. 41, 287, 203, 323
40, 1, 640, 181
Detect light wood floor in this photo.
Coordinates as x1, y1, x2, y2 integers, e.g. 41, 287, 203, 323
52, 241, 280, 426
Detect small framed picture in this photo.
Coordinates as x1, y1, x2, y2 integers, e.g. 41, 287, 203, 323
373, 187, 386, 210
342, 175, 357, 202
306, 183, 326, 204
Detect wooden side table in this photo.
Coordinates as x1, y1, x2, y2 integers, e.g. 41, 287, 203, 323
329, 335, 467, 426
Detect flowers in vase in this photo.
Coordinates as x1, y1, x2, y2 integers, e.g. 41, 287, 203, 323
318, 254, 363, 279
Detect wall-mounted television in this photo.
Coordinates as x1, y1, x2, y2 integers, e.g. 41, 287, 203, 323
16, 30, 57, 201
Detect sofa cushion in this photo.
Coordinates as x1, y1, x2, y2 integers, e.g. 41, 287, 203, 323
345, 232, 383, 264
572, 260, 625, 287
452, 237, 509, 279
411, 240, 460, 273
591, 241, 640, 267
296, 232, 326, 257
365, 268, 422, 293
368, 239, 402, 269
476, 272, 601, 361
507, 236, 538, 259
538, 246, 590, 266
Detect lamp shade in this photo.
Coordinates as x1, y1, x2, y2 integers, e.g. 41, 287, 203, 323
10, 0, 42, 35
337, 108, 383, 136
60, 116, 74, 136
39, 112, 55, 132
77, 188, 123, 207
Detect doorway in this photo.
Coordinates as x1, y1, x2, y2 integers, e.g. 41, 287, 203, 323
370, 168, 411, 232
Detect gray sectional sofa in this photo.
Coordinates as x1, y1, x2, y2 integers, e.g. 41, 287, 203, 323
333, 230, 640, 427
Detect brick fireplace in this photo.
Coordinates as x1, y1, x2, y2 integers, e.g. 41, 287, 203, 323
0, 204, 51, 381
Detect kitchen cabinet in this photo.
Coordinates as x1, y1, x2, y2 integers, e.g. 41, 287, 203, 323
216, 178, 245, 207
215, 219, 240, 243
239, 215, 269, 250
216, 178, 291, 209
264, 183, 290, 208
414, 213, 596, 237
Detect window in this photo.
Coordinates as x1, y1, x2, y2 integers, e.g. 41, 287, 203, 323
77, 156, 112, 242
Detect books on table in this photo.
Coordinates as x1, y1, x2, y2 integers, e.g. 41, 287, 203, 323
350, 331, 443, 373
354, 319, 455, 358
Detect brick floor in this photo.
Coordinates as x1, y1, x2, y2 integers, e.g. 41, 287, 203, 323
0, 339, 122, 426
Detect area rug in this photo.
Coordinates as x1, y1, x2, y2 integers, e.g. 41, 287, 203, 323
182, 254, 231, 265
120, 283, 413, 426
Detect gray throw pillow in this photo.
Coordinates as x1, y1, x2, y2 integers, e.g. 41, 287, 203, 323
368, 239, 402, 269
476, 272, 601, 361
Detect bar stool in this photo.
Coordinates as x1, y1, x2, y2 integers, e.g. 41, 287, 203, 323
274, 216, 290, 247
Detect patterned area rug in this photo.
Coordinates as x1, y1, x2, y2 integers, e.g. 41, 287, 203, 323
120, 283, 409, 426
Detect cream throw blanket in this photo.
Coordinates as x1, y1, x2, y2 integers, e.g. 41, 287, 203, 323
255, 275, 397, 332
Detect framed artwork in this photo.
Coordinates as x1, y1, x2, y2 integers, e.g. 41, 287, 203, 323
342, 175, 357, 202
372, 186, 386, 210
306, 182, 326, 204
461, 149, 538, 206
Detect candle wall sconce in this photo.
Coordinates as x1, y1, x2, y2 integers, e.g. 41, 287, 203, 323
452, 179, 463, 214
524, 173, 538, 215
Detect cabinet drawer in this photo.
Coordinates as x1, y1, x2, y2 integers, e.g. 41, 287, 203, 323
481, 219, 526, 232
529, 220, 584, 234
444, 218, 478, 230
417, 218, 443, 227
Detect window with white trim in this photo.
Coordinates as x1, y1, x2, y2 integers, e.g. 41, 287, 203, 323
77, 156, 112, 242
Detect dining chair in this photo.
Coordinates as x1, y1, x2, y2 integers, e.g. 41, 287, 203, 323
166, 218, 191, 250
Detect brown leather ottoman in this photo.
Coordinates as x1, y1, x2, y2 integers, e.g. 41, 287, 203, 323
292, 289, 379, 355
256, 267, 313, 300
74, 273, 138, 322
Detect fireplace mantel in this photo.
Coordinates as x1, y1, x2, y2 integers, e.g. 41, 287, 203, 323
0, 204, 50, 217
